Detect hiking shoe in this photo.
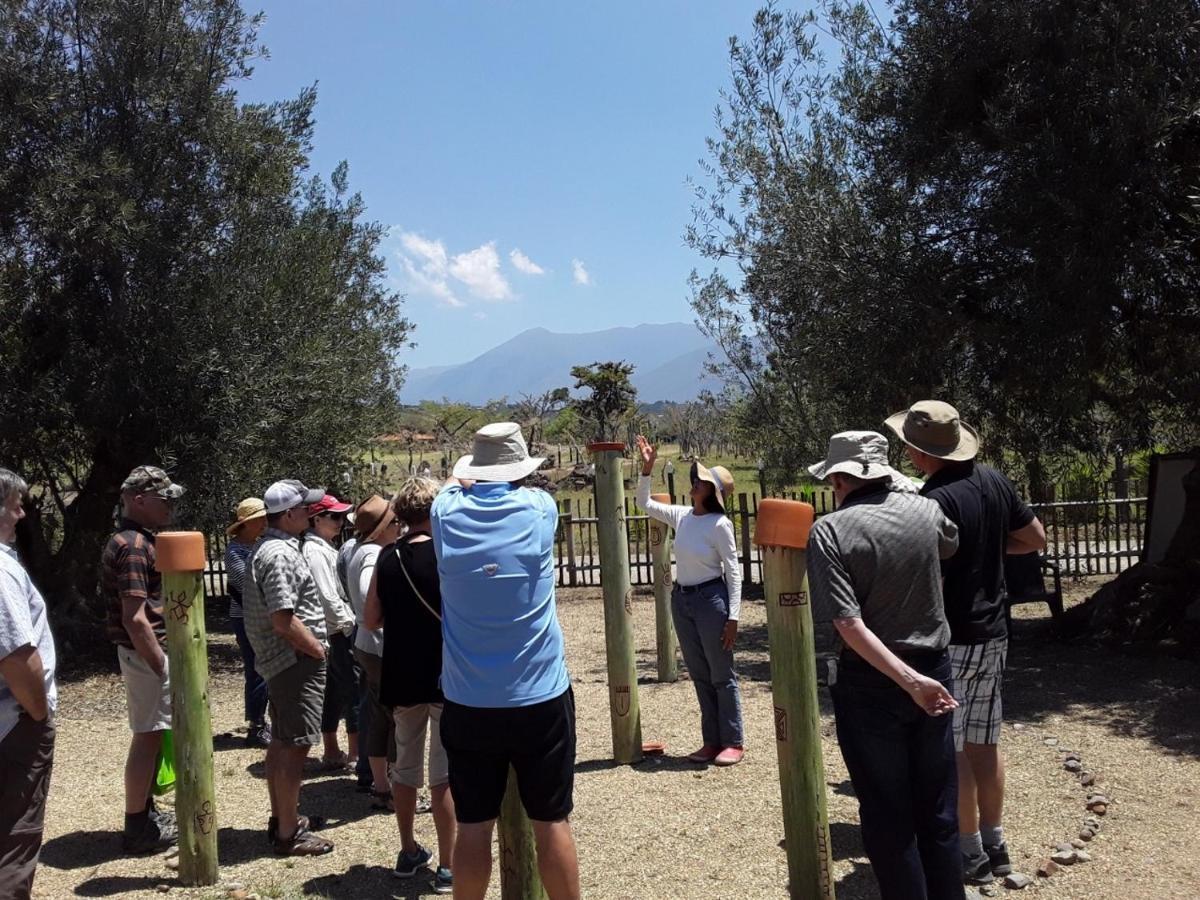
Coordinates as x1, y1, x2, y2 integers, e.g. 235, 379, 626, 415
962, 849, 995, 884
393, 843, 433, 878
433, 865, 453, 894
246, 725, 271, 748
686, 745, 721, 763
985, 840, 1012, 876
416, 791, 432, 814
146, 800, 176, 831
122, 815, 178, 854
713, 746, 745, 767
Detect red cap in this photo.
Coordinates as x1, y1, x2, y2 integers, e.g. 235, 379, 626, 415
308, 494, 353, 516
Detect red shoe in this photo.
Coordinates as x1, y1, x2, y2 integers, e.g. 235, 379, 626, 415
713, 746, 744, 767
686, 745, 721, 763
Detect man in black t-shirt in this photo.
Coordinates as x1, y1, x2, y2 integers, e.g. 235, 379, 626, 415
887, 401, 1046, 887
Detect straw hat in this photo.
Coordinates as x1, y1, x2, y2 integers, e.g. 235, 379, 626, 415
884, 400, 980, 461
452, 422, 545, 482
690, 460, 735, 512
353, 494, 397, 543
225, 497, 267, 536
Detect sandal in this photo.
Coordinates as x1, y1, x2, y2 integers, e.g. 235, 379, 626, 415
318, 752, 351, 772
369, 788, 395, 812
266, 814, 327, 844
272, 825, 334, 856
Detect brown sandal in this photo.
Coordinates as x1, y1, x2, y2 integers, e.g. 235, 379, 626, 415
273, 825, 334, 856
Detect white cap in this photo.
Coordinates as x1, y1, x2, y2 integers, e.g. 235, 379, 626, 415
263, 479, 324, 514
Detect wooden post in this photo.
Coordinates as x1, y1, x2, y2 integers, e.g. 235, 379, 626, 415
738, 492, 753, 583
589, 441, 643, 764
648, 493, 679, 682
155, 532, 218, 887
754, 500, 834, 900
498, 766, 547, 900
563, 499, 578, 587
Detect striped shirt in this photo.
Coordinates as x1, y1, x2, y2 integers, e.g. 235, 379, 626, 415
808, 483, 959, 654
242, 528, 327, 680
100, 520, 165, 649
224, 539, 254, 618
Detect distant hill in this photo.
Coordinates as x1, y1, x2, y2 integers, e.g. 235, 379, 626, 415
400, 323, 724, 404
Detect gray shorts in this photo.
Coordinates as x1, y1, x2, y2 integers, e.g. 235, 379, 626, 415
266, 655, 326, 747
949, 638, 1007, 750
117, 645, 171, 734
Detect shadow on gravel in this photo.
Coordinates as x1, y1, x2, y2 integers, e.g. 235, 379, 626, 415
304, 862, 442, 898
72, 874, 169, 896
40, 830, 123, 870
1003, 612, 1200, 758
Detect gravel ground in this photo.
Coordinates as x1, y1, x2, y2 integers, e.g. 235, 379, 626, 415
35, 579, 1200, 899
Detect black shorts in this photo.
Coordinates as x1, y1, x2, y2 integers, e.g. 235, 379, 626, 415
440, 687, 575, 824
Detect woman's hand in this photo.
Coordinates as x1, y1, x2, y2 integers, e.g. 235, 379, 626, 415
635, 434, 657, 475
905, 674, 958, 717
721, 619, 738, 651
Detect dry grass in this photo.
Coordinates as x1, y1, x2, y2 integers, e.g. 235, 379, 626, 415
36, 578, 1200, 899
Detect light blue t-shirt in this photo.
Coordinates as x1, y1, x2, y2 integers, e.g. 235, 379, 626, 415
431, 482, 569, 707
0, 543, 57, 741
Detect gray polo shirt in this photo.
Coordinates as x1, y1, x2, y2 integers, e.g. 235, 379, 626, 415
808, 483, 959, 654
242, 528, 327, 681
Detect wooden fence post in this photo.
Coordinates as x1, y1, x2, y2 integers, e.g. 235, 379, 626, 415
648, 493, 679, 682
155, 532, 219, 887
563, 499, 578, 587
739, 492, 753, 583
589, 441, 643, 764
498, 766, 547, 900
754, 500, 834, 900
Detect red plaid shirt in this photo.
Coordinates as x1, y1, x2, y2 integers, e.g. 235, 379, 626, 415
101, 520, 166, 648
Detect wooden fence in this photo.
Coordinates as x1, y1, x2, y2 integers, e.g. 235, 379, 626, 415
201, 490, 1147, 600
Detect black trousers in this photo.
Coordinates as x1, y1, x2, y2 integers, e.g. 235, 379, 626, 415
0, 714, 55, 900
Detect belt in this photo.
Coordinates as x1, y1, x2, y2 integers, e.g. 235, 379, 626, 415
673, 576, 724, 594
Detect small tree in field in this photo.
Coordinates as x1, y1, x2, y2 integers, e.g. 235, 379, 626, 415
570, 362, 637, 444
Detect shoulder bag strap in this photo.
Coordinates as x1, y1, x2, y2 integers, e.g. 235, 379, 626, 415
394, 543, 442, 622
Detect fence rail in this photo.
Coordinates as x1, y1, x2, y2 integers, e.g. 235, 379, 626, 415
201, 490, 1146, 600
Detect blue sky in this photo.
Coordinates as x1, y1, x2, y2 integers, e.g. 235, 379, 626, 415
235, 1, 769, 369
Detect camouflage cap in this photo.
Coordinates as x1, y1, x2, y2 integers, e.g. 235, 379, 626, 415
121, 465, 185, 499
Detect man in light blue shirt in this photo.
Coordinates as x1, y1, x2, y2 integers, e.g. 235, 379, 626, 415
432, 423, 578, 900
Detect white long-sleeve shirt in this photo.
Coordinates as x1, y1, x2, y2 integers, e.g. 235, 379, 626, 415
348, 542, 384, 656
636, 475, 742, 620
301, 533, 356, 637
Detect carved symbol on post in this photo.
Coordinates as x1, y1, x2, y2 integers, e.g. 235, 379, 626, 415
649, 524, 663, 547
623, 587, 633, 615
168, 590, 193, 624
195, 800, 214, 835
774, 705, 788, 742
614, 686, 631, 717
816, 824, 833, 896
501, 844, 517, 881
778, 591, 808, 607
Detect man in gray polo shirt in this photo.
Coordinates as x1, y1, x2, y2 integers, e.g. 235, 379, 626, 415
807, 432, 965, 900
243, 479, 333, 857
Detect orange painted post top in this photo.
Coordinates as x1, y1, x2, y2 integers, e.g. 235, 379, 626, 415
753, 499, 815, 550
586, 441, 627, 452
650, 493, 670, 503
155, 531, 207, 573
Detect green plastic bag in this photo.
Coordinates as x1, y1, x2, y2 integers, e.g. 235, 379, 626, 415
153, 728, 176, 796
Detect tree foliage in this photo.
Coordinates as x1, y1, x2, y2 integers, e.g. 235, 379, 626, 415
569, 362, 637, 444
690, 0, 1200, 489
0, 0, 411, 628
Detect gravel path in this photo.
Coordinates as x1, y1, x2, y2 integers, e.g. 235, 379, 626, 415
35, 580, 1199, 898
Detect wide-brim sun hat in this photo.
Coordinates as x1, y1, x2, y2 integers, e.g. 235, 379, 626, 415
884, 400, 980, 461
808, 431, 920, 492
690, 460, 735, 512
452, 422, 545, 482
225, 497, 267, 536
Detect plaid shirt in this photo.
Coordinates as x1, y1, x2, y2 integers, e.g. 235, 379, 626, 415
101, 520, 166, 649
242, 528, 327, 681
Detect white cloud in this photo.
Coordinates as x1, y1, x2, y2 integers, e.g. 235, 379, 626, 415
449, 242, 512, 301
572, 258, 592, 286
509, 248, 546, 276
388, 230, 515, 306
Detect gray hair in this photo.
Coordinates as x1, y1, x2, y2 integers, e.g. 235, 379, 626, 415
0, 468, 29, 503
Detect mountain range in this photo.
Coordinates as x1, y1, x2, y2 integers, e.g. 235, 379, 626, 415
400, 322, 723, 404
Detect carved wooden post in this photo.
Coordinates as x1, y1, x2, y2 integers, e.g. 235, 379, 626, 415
754, 500, 834, 899
648, 493, 678, 682
498, 766, 547, 900
589, 441, 642, 764
155, 532, 218, 886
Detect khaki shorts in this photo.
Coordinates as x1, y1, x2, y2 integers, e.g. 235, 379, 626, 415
117, 645, 171, 733
267, 655, 326, 747
388, 704, 448, 789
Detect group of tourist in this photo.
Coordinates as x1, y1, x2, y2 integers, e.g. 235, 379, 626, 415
0, 402, 1042, 900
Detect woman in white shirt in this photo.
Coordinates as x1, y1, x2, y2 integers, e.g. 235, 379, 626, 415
634, 435, 745, 766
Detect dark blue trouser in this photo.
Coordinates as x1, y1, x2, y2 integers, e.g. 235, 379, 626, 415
831, 651, 964, 900
231, 617, 268, 726
321, 631, 360, 735
671, 579, 744, 748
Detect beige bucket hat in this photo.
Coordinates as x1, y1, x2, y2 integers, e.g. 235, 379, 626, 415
808, 431, 919, 492
690, 460, 735, 512
452, 422, 545, 482
885, 400, 980, 461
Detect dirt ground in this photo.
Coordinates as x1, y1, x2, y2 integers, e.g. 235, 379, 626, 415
36, 578, 1200, 899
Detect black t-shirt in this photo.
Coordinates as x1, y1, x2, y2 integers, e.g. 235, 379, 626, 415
920, 462, 1035, 644
377, 536, 444, 707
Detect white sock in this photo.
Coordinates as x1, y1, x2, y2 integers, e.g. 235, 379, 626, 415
960, 831, 983, 857
981, 823, 1004, 848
